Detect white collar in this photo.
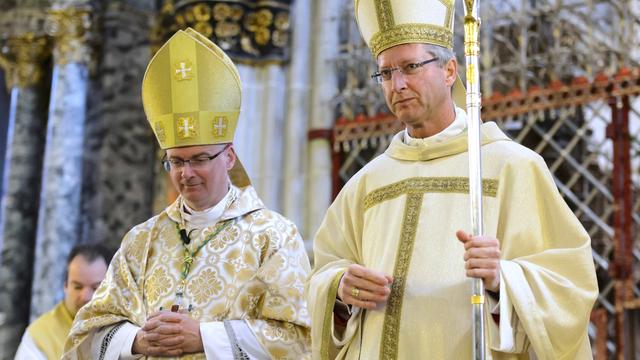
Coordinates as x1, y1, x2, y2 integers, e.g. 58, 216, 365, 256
181, 187, 232, 231
404, 107, 467, 146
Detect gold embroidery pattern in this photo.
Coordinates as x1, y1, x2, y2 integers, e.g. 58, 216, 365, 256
176, 115, 197, 139
263, 319, 298, 342
209, 225, 240, 251
379, 194, 422, 360
188, 268, 224, 304
154, 121, 166, 143
370, 23, 453, 57
321, 271, 345, 360
146, 267, 171, 305
66, 187, 311, 359
363, 177, 498, 211
262, 252, 286, 282
374, 0, 395, 31
441, 0, 454, 30
250, 318, 309, 358
127, 231, 147, 265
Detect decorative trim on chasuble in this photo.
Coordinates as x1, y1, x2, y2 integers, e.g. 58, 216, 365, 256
364, 176, 498, 210
364, 177, 499, 360
153, 0, 293, 64
321, 271, 346, 360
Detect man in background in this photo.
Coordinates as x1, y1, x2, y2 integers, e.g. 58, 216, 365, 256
15, 244, 110, 360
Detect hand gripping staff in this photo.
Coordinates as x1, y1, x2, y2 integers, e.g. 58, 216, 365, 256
463, 0, 486, 359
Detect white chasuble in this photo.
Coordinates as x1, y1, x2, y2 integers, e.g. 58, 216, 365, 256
65, 185, 311, 359
308, 117, 598, 360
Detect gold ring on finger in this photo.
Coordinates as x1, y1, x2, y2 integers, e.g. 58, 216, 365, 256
351, 287, 360, 298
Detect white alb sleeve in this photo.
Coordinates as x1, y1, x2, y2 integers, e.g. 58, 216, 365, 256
201, 320, 270, 359
14, 332, 47, 360
487, 262, 530, 354
90, 321, 142, 360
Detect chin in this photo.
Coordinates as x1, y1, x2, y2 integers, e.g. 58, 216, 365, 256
395, 113, 417, 126
184, 196, 202, 206
182, 186, 203, 196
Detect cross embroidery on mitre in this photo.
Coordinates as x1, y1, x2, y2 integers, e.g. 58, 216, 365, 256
174, 60, 193, 81
212, 116, 228, 137
177, 116, 197, 139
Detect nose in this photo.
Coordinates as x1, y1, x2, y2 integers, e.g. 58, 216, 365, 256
390, 70, 407, 92
80, 288, 94, 304
180, 162, 195, 178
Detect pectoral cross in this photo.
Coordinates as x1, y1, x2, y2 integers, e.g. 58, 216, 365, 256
172, 278, 187, 312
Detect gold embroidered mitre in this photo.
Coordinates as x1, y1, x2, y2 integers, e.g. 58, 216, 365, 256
142, 28, 241, 149
354, 0, 466, 108
355, 0, 455, 56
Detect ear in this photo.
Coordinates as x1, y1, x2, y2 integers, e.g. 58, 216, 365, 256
444, 58, 457, 88
225, 145, 237, 171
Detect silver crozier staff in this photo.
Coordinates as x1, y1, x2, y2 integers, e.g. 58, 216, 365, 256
463, 0, 486, 359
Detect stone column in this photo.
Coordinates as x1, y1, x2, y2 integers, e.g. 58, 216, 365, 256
79, 1, 157, 251
305, 0, 341, 240
0, 32, 51, 360
30, 6, 92, 318
282, 0, 312, 237
233, 65, 265, 199
235, 64, 286, 211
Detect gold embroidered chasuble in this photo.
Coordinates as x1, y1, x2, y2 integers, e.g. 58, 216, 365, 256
64, 185, 311, 359
308, 122, 598, 360
27, 301, 74, 359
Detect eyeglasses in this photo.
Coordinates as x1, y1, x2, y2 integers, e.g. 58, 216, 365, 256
371, 58, 439, 83
162, 144, 231, 172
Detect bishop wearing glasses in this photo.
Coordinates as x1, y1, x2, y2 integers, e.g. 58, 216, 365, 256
63, 28, 311, 360
307, 0, 598, 359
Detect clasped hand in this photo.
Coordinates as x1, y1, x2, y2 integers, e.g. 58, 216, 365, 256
132, 310, 203, 357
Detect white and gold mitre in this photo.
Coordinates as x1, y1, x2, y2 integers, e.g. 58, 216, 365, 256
355, 0, 466, 108
355, 0, 455, 57
142, 28, 241, 149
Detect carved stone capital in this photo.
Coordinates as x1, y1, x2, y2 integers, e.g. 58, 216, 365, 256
46, 7, 92, 65
0, 8, 50, 39
154, 0, 293, 64
0, 33, 50, 89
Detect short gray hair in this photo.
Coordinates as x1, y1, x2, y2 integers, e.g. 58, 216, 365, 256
422, 44, 455, 68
